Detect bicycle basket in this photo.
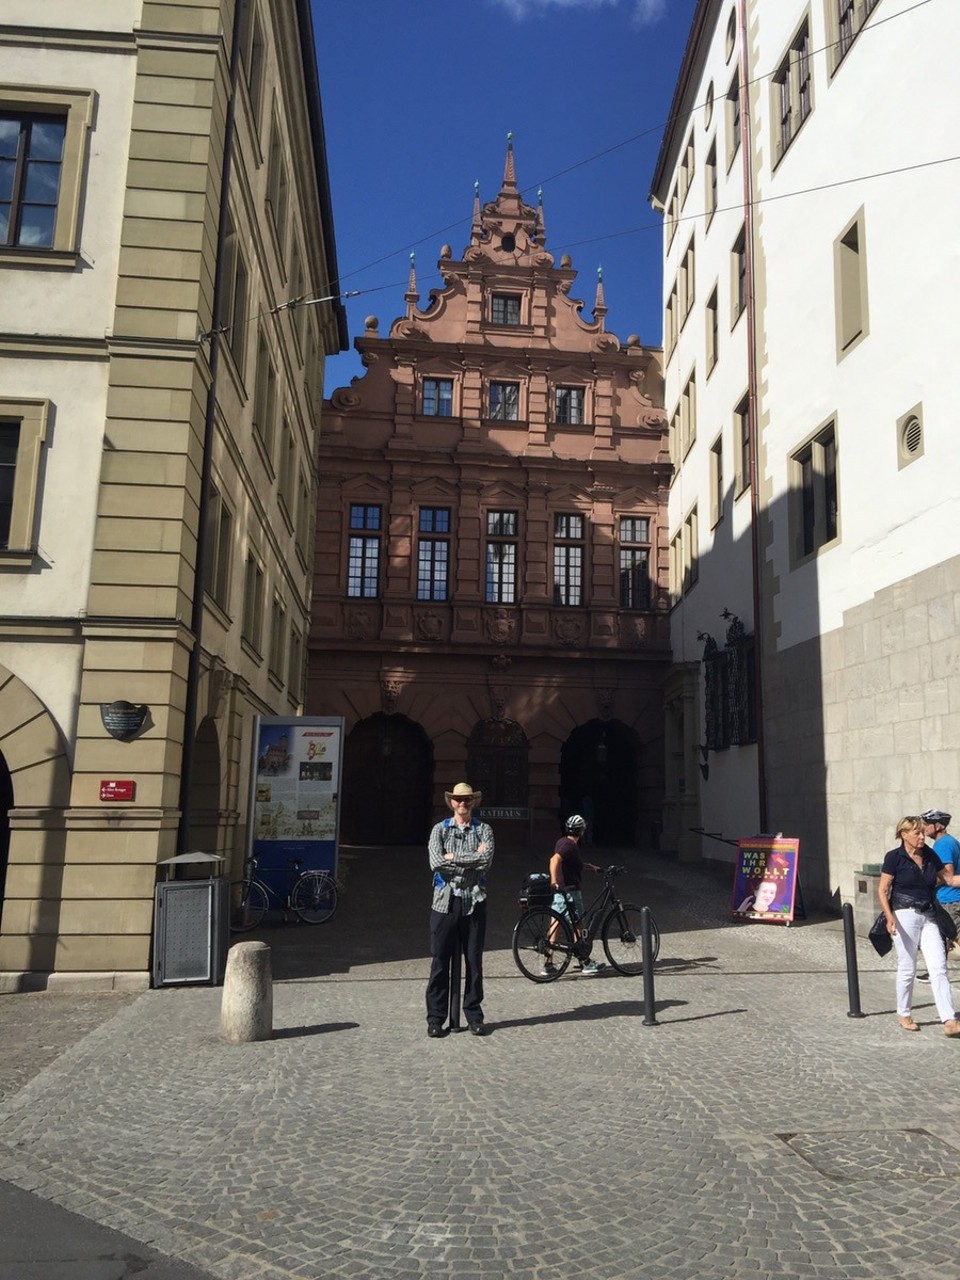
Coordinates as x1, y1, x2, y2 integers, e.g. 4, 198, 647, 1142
518, 873, 553, 911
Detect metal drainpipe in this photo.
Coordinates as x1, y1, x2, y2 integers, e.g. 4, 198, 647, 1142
176, 0, 243, 852
737, 0, 768, 832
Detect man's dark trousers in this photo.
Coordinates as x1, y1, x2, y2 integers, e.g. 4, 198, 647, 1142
426, 897, 487, 1026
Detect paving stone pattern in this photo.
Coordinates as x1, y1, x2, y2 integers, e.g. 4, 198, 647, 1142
2, 847, 960, 1280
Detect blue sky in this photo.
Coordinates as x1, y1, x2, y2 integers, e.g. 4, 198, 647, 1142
312, 0, 697, 393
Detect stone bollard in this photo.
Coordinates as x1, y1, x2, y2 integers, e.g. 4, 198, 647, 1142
220, 940, 273, 1043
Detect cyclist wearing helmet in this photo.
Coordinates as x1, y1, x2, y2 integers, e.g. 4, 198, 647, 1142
924, 809, 960, 941
545, 815, 602, 976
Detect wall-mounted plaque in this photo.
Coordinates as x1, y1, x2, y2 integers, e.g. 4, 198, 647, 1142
100, 701, 148, 742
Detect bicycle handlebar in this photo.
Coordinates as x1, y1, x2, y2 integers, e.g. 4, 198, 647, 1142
603, 864, 626, 878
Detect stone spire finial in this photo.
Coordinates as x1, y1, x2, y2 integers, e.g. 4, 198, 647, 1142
594, 265, 607, 330
502, 132, 517, 190
404, 251, 419, 316
534, 185, 545, 242
472, 179, 482, 237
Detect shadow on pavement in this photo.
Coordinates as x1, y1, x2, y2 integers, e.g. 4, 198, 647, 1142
272, 1020, 361, 1038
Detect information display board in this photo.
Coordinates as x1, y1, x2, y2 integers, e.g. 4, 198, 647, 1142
248, 716, 344, 900
730, 836, 800, 924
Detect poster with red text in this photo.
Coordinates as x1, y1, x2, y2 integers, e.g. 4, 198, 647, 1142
731, 837, 800, 924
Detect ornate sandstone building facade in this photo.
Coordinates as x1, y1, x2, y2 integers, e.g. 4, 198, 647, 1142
309, 146, 671, 849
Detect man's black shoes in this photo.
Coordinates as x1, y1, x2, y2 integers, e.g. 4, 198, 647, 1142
467, 1022, 489, 1037
427, 1023, 445, 1038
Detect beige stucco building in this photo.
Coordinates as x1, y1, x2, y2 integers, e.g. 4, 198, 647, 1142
0, 0, 346, 989
308, 146, 671, 850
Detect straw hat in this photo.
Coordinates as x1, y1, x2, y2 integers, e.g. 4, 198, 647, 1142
445, 781, 482, 806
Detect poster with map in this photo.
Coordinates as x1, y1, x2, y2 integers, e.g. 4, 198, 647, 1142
249, 716, 344, 893
730, 836, 800, 924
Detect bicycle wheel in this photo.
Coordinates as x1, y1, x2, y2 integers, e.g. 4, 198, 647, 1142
512, 909, 574, 982
291, 871, 338, 924
601, 904, 660, 975
230, 879, 268, 932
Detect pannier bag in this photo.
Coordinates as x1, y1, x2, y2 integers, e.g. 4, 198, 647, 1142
519, 873, 553, 912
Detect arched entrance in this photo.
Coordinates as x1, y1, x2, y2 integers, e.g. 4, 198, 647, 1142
0, 750, 11, 929
341, 713, 433, 845
185, 716, 222, 852
560, 719, 640, 847
466, 718, 529, 806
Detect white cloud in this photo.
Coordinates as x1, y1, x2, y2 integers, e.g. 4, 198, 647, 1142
491, 0, 621, 19
631, 0, 668, 27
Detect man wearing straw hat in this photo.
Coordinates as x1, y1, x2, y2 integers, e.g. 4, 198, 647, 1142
425, 782, 495, 1038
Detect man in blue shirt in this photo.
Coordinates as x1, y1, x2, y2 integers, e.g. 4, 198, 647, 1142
925, 808, 960, 937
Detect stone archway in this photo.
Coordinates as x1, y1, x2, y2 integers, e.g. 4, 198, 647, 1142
560, 718, 640, 847
341, 713, 433, 846
185, 715, 223, 853
0, 750, 12, 930
0, 665, 72, 971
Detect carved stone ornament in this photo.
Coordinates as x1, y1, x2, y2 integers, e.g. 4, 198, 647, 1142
416, 610, 444, 642
100, 700, 149, 742
345, 608, 375, 641
595, 687, 616, 720
622, 616, 647, 648
484, 608, 517, 646
330, 386, 362, 411
490, 653, 512, 672
381, 679, 402, 715
553, 614, 586, 647
207, 658, 235, 718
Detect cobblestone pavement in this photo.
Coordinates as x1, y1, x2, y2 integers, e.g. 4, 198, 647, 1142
3, 846, 960, 1280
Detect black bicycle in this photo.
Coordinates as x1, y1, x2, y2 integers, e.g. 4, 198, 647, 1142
511, 864, 660, 982
230, 856, 338, 931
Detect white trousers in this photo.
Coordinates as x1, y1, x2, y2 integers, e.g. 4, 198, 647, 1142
892, 907, 956, 1022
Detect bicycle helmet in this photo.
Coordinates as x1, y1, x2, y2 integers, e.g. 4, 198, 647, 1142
922, 809, 952, 826
565, 814, 588, 835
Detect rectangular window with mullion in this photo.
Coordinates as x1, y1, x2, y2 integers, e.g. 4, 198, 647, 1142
491, 293, 521, 325
347, 503, 381, 598
0, 113, 66, 248
489, 381, 520, 421
0, 420, 18, 548
618, 516, 651, 610
555, 387, 585, 425
553, 513, 584, 606
486, 510, 517, 603
417, 506, 450, 600
422, 377, 454, 417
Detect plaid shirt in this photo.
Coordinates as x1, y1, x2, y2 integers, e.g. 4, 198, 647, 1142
428, 817, 495, 915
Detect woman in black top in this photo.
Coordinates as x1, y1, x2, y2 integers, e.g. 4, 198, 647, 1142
878, 815, 960, 1036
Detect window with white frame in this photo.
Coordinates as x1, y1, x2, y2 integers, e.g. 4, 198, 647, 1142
555, 386, 585, 425
681, 373, 697, 457
792, 421, 839, 560
0, 88, 94, 259
347, 504, 381, 598
732, 225, 746, 325
680, 236, 696, 324
417, 507, 450, 601
485, 510, 517, 603
678, 132, 695, 208
618, 516, 651, 610
253, 331, 278, 463
706, 287, 719, 373
203, 482, 234, 609
0, 399, 48, 557
666, 183, 679, 249
774, 19, 812, 162
726, 75, 741, 168
422, 377, 454, 417
266, 117, 289, 257
242, 552, 265, 652
735, 393, 751, 495
834, 209, 868, 357
489, 381, 520, 421
705, 140, 717, 226
665, 281, 678, 356
553, 513, 584, 606
709, 435, 724, 528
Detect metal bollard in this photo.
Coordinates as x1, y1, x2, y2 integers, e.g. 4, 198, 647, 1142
641, 905, 658, 1027
448, 942, 462, 1030
220, 940, 273, 1042
842, 902, 866, 1019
